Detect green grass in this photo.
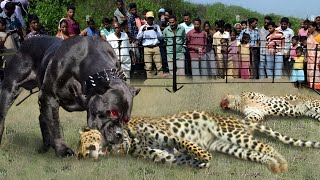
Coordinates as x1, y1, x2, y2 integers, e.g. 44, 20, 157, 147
1, 80, 320, 179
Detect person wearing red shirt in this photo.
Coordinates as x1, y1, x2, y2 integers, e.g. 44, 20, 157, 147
65, 4, 80, 36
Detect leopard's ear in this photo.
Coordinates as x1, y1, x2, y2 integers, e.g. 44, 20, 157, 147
79, 126, 91, 134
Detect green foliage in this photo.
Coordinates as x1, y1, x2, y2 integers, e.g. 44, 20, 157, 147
28, 0, 75, 35
28, 0, 303, 35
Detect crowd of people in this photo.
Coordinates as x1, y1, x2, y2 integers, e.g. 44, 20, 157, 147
0, 0, 320, 89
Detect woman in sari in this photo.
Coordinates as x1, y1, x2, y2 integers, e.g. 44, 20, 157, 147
307, 21, 320, 89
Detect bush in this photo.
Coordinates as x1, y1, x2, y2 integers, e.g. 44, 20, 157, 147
28, 0, 74, 35
28, 0, 303, 35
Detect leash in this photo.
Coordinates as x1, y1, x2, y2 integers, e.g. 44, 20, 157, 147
15, 89, 39, 106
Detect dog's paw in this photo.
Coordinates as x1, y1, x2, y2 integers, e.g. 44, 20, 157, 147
56, 146, 75, 158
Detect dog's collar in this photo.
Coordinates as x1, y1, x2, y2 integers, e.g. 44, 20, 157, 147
83, 69, 126, 95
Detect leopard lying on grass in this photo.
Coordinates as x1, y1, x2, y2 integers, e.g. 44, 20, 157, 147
78, 110, 320, 173
220, 91, 320, 122
77, 127, 131, 160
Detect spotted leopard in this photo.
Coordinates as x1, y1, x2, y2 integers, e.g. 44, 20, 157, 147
77, 126, 210, 168
77, 127, 106, 160
78, 110, 320, 173
220, 91, 320, 122
77, 127, 131, 159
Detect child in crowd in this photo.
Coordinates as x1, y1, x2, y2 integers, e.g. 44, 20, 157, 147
240, 20, 247, 30
300, 36, 308, 52
80, 18, 100, 37
228, 29, 240, 78
290, 47, 306, 88
56, 18, 70, 40
287, 36, 300, 74
239, 33, 251, 79
299, 36, 308, 83
220, 38, 229, 77
100, 18, 114, 40
26, 14, 48, 39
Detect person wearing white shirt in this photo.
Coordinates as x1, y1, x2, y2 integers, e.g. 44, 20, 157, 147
107, 22, 131, 79
212, 24, 230, 78
276, 17, 294, 76
179, 12, 194, 34
179, 12, 194, 76
136, 11, 163, 77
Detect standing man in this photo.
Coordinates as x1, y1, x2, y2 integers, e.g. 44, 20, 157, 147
107, 22, 131, 79
157, 8, 172, 74
65, 4, 80, 36
276, 17, 294, 76
114, 0, 127, 30
1, 0, 24, 28
136, 11, 163, 78
0, 2, 24, 46
163, 15, 186, 76
212, 21, 230, 78
126, 2, 138, 42
180, 12, 194, 76
180, 12, 194, 34
259, 16, 272, 79
239, 18, 260, 79
187, 18, 207, 77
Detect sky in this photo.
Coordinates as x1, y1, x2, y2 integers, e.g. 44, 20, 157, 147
187, 0, 319, 19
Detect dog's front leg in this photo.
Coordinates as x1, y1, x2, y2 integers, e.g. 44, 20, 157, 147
38, 91, 74, 157
0, 82, 23, 144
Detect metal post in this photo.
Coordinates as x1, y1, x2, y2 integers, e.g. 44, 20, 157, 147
225, 40, 229, 83
172, 36, 177, 92
166, 35, 183, 93
312, 44, 318, 89
118, 40, 122, 67
272, 44, 276, 83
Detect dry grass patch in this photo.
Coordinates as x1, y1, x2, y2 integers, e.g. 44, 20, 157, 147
1, 81, 320, 179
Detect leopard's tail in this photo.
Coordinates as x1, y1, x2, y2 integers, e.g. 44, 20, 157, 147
250, 123, 320, 148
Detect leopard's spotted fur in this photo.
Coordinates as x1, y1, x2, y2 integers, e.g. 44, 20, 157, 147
220, 92, 320, 122
77, 127, 106, 160
78, 110, 320, 173
77, 127, 131, 159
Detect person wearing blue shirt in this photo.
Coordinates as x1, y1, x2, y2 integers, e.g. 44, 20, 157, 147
238, 18, 260, 79
136, 11, 163, 78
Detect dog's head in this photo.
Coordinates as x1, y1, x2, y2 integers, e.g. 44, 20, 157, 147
86, 84, 140, 145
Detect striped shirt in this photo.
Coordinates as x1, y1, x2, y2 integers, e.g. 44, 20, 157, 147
266, 30, 285, 55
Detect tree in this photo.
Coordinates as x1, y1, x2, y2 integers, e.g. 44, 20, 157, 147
28, 0, 74, 35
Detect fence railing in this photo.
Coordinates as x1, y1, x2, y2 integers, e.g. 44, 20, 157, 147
106, 36, 320, 93
1, 36, 319, 94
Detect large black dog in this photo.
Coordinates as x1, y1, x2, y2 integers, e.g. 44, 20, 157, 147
0, 36, 140, 157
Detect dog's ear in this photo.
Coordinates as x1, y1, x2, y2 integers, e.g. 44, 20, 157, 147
130, 87, 141, 96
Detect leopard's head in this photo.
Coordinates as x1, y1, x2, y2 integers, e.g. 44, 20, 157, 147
77, 127, 103, 159
220, 94, 236, 110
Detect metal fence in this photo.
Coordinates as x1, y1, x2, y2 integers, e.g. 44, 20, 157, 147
1, 36, 319, 94
107, 36, 320, 94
